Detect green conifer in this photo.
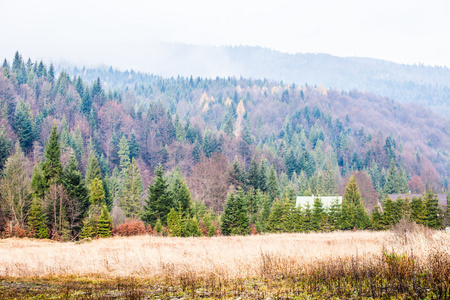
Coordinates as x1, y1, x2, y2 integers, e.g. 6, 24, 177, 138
41, 125, 62, 187
97, 206, 112, 238
142, 165, 173, 226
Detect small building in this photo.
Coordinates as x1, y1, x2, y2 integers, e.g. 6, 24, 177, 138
296, 195, 342, 209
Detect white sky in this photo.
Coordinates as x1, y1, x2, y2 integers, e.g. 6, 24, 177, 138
0, 0, 449, 69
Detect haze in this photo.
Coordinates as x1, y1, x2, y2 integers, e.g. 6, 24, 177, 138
0, 0, 449, 72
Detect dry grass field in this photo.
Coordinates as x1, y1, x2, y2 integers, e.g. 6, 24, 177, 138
1, 223, 450, 299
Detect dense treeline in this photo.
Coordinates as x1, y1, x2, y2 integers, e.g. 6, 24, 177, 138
0, 52, 449, 240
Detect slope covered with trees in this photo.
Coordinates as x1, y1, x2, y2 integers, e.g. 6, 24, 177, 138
0, 52, 449, 239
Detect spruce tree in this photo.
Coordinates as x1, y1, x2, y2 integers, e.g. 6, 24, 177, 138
167, 207, 181, 237
247, 157, 259, 190
172, 176, 192, 219
28, 199, 49, 239
341, 176, 369, 230
13, 100, 33, 151
142, 165, 173, 226
411, 196, 426, 224
371, 205, 384, 230
61, 152, 89, 215
424, 190, 441, 228
97, 206, 112, 238
42, 125, 62, 187
311, 196, 325, 231
85, 152, 102, 184
30, 164, 46, 200
89, 178, 105, 206
120, 158, 144, 219
267, 166, 279, 203
129, 132, 140, 159
382, 197, 395, 226
79, 218, 95, 239
118, 135, 130, 172
384, 160, 399, 194
0, 127, 11, 171
221, 190, 250, 235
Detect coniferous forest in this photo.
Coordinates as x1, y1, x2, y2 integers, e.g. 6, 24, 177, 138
0, 52, 449, 240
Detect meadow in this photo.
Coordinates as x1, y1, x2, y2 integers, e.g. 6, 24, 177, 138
1, 222, 450, 299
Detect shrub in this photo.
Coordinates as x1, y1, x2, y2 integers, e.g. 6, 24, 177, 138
112, 219, 147, 237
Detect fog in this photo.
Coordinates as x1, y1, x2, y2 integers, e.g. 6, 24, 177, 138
1, 0, 449, 74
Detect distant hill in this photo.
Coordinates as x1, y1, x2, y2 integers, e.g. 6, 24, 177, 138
60, 44, 450, 116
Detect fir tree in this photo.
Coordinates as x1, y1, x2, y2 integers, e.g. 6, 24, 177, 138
384, 160, 399, 194
311, 196, 325, 231
267, 166, 279, 203
185, 216, 202, 237
118, 135, 130, 172
341, 176, 370, 229
424, 190, 442, 228
371, 205, 384, 230
85, 152, 102, 185
142, 165, 173, 226
246, 157, 259, 191
221, 189, 250, 235
61, 152, 89, 215
411, 196, 426, 224
42, 125, 62, 187
382, 197, 396, 226
0, 127, 11, 171
28, 199, 49, 239
89, 178, 105, 206
167, 207, 181, 237
97, 206, 112, 238
79, 218, 95, 239
13, 100, 33, 151
120, 158, 144, 219
129, 132, 140, 159
172, 175, 192, 219
30, 164, 46, 200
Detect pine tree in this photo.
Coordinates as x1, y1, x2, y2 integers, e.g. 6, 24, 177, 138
79, 218, 95, 239
323, 160, 337, 196
221, 190, 250, 235
42, 125, 62, 187
85, 152, 102, 185
28, 199, 49, 239
341, 176, 369, 230
174, 114, 186, 142
97, 206, 112, 238
89, 178, 105, 206
185, 216, 202, 237
30, 164, 46, 200
120, 158, 144, 219
257, 159, 267, 192
247, 157, 259, 190
13, 100, 33, 151
171, 175, 192, 219
142, 165, 173, 226
267, 166, 279, 203
371, 205, 384, 230
383, 197, 395, 226
167, 207, 181, 237
384, 159, 399, 194
311, 196, 325, 231
129, 132, 140, 159
61, 152, 89, 215
411, 196, 426, 225
48, 64, 55, 83
0, 127, 11, 171
424, 190, 441, 228
118, 135, 130, 172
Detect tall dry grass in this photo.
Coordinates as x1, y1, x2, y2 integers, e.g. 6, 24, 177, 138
0, 225, 448, 279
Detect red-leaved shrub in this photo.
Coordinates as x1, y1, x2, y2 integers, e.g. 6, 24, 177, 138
112, 219, 148, 237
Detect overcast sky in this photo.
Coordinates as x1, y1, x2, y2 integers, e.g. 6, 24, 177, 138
1, 0, 449, 70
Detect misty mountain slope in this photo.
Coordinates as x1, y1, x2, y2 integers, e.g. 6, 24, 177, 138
61, 44, 450, 116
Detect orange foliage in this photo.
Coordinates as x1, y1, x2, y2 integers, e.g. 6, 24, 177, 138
112, 219, 148, 237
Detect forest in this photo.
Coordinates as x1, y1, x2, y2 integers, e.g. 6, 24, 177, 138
0, 51, 449, 240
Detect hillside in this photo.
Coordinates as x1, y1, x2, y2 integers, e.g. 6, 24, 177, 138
0, 52, 449, 240
60, 44, 450, 116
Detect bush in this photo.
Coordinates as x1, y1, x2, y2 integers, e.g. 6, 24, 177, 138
112, 219, 147, 237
